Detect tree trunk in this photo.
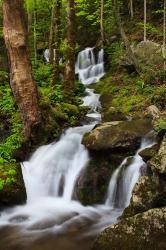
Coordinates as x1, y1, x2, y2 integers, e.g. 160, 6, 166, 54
64, 0, 76, 97
129, 0, 134, 20
49, 1, 56, 64
144, 0, 147, 42
53, 0, 62, 84
3, 0, 42, 139
113, 0, 140, 73
163, 0, 166, 83
100, 0, 105, 45
33, 0, 37, 63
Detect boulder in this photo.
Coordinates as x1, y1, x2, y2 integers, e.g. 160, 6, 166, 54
92, 207, 166, 250
0, 163, 26, 206
146, 105, 160, 120
83, 119, 152, 153
139, 143, 159, 162
149, 136, 166, 174
133, 41, 162, 66
121, 41, 163, 72
123, 176, 160, 218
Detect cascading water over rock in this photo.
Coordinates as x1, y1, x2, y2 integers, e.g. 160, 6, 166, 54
0, 47, 156, 250
75, 48, 105, 85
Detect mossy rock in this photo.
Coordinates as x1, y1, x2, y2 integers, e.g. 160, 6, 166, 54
103, 107, 127, 122
123, 176, 160, 218
148, 136, 166, 174
0, 163, 26, 206
83, 119, 152, 153
76, 151, 133, 205
62, 103, 79, 116
139, 144, 159, 162
93, 207, 166, 250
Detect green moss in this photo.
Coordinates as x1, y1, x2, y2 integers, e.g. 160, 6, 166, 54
62, 103, 79, 116
0, 164, 18, 191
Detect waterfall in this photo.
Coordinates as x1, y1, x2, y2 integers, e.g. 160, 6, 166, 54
0, 48, 156, 248
22, 124, 95, 204
75, 48, 105, 85
105, 136, 156, 208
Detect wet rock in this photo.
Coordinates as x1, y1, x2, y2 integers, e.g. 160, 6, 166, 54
76, 151, 130, 205
149, 136, 166, 174
139, 143, 159, 162
123, 176, 160, 218
146, 105, 160, 120
83, 119, 152, 153
92, 207, 166, 250
0, 163, 26, 206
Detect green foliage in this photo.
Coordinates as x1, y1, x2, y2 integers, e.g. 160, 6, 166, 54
136, 22, 162, 37
0, 71, 23, 163
0, 164, 17, 191
155, 118, 166, 133
106, 42, 125, 69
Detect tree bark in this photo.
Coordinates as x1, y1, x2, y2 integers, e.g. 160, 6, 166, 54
129, 0, 134, 20
100, 0, 105, 46
53, 0, 62, 84
113, 0, 140, 74
144, 0, 147, 42
3, 0, 42, 139
49, 1, 56, 64
33, 0, 37, 63
64, 0, 76, 97
163, 0, 166, 83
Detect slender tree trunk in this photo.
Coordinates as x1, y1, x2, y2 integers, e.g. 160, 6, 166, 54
49, 1, 56, 64
113, 0, 140, 73
129, 0, 134, 20
163, 0, 166, 83
34, 0, 37, 63
64, 0, 76, 97
100, 0, 105, 46
27, 12, 33, 33
53, 0, 62, 84
3, 0, 42, 139
144, 0, 147, 42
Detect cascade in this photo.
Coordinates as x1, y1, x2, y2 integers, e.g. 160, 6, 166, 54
106, 136, 156, 208
0, 47, 155, 250
75, 48, 105, 85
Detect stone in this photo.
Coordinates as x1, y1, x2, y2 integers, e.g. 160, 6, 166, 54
0, 163, 26, 206
92, 207, 166, 250
149, 136, 166, 174
123, 176, 160, 218
146, 105, 160, 120
139, 143, 159, 162
83, 119, 152, 153
133, 40, 162, 66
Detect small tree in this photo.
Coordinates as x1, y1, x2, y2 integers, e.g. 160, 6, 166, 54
64, 0, 76, 97
144, 0, 147, 42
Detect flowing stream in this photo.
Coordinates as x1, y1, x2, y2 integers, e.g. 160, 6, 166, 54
0, 48, 155, 250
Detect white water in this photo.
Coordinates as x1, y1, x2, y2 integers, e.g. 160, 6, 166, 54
106, 135, 156, 208
0, 48, 155, 249
75, 47, 105, 85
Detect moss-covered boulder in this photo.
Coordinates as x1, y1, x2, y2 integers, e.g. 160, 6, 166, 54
133, 41, 162, 66
83, 119, 152, 153
139, 143, 159, 162
123, 176, 160, 218
0, 163, 26, 206
92, 207, 166, 250
76, 152, 126, 205
149, 136, 166, 174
